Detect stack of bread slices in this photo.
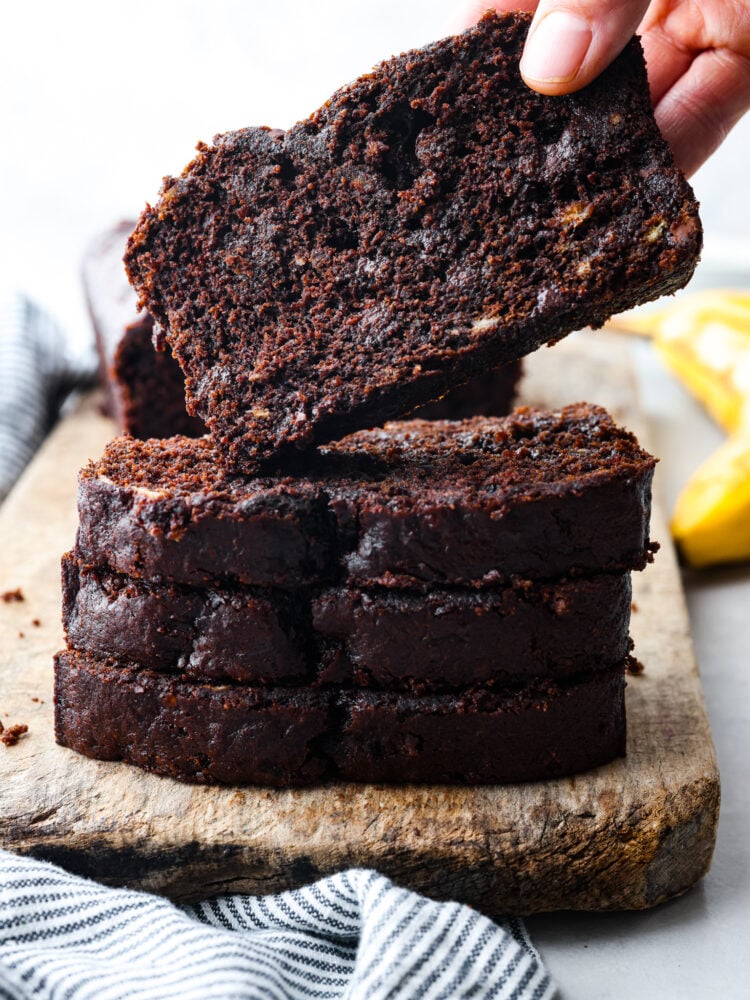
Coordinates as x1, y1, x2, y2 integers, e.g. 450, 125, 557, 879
57, 406, 656, 785
54, 11, 700, 786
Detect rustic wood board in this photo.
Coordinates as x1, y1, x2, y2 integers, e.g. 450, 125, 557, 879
0, 333, 719, 914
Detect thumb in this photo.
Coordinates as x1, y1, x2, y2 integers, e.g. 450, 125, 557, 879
520, 0, 651, 95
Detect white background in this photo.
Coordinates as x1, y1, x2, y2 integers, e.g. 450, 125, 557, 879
1, 3, 748, 997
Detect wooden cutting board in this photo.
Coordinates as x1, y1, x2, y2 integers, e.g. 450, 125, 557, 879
0, 333, 719, 913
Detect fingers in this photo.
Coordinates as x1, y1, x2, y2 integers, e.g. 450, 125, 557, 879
637, 0, 750, 174
639, 0, 750, 104
654, 48, 750, 176
520, 0, 651, 94
637, 20, 693, 107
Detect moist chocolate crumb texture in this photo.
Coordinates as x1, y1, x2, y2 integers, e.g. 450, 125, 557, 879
87, 222, 521, 432
75, 404, 658, 590
125, 11, 701, 473
63, 551, 633, 691
54, 650, 626, 786
83, 222, 205, 440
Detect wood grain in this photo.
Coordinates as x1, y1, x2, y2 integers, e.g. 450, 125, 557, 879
0, 333, 719, 913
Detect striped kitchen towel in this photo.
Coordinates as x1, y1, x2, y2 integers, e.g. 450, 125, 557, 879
0, 850, 556, 1000
0, 292, 94, 502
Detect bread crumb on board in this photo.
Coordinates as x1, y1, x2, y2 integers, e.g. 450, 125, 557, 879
1, 588, 24, 603
0, 721, 29, 746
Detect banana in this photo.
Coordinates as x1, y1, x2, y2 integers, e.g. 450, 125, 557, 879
672, 431, 750, 568
618, 289, 750, 433
615, 290, 750, 568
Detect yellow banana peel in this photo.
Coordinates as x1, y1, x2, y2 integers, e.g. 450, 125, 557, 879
617, 289, 750, 433
672, 431, 750, 568
616, 290, 750, 568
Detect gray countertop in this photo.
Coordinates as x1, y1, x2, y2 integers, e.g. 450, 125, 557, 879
1, 3, 748, 996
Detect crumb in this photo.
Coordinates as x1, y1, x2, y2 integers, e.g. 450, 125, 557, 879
31, 696, 44, 703
0, 724, 28, 747
1, 588, 24, 603
626, 658, 645, 676
630, 601, 638, 613
31, 619, 41, 627
17, 631, 25, 639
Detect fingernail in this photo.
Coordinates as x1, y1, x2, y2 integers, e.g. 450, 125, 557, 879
521, 11, 593, 84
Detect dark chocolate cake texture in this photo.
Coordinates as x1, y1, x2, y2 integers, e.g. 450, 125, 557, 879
125, 11, 700, 472
55, 650, 627, 787
56, 11, 684, 787
85, 221, 520, 438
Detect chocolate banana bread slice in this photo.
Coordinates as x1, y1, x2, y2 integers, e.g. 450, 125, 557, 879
62, 551, 632, 690
125, 10, 700, 472
54, 650, 626, 786
325, 405, 657, 587
83, 221, 204, 439
76, 405, 657, 589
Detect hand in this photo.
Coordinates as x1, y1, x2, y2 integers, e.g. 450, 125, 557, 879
462, 2, 750, 176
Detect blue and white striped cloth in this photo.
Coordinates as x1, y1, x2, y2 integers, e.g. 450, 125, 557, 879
0, 851, 555, 999
0, 291, 94, 502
